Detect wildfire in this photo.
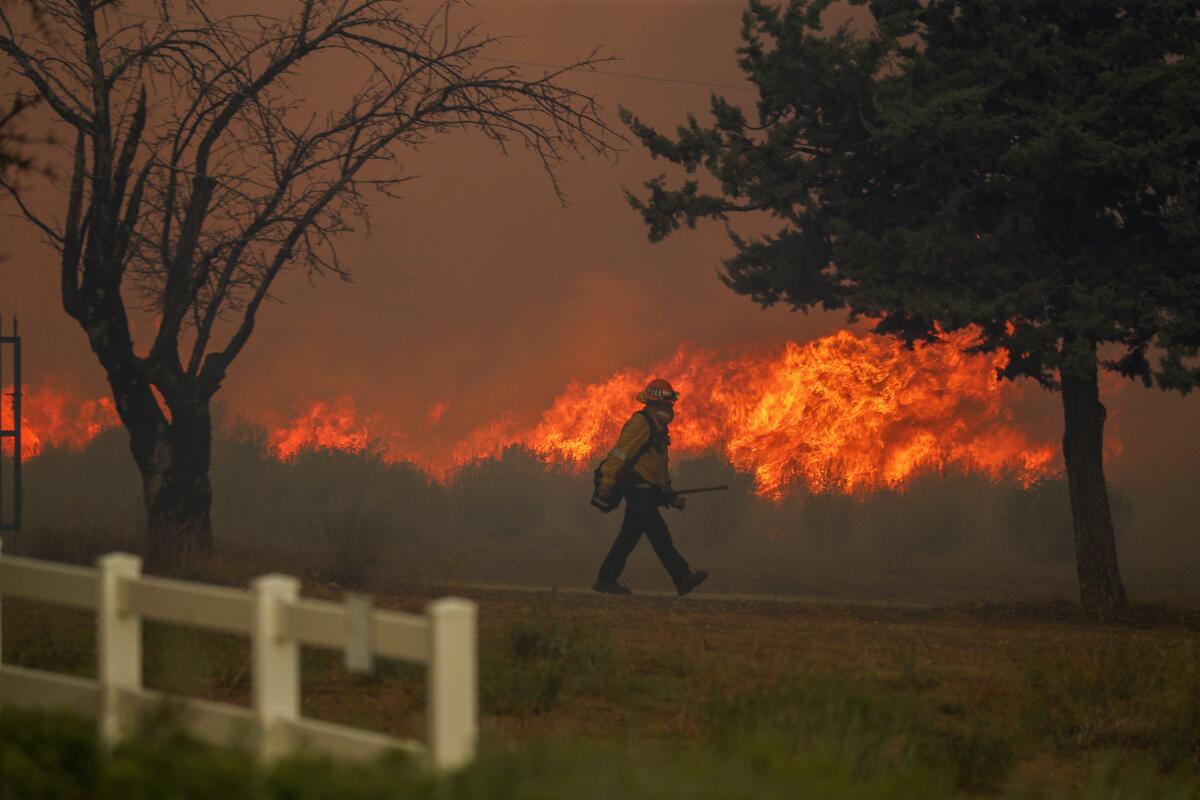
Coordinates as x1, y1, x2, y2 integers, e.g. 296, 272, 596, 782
6, 329, 1061, 496
1, 382, 120, 462
268, 396, 371, 460
270, 329, 1057, 497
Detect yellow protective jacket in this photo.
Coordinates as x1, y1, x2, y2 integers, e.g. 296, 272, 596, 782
597, 409, 672, 492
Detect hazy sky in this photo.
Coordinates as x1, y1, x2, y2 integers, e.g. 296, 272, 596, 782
1, 0, 1196, 486
4, 2, 837, 420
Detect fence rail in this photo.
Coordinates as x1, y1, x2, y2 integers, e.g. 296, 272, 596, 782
0, 539, 477, 769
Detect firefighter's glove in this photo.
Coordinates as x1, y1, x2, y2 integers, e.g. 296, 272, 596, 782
666, 493, 686, 511
598, 483, 614, 499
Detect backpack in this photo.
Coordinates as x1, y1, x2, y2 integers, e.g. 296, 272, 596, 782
590, 410, 665, 513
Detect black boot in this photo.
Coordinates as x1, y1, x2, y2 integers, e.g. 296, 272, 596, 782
676, 570, 708, 597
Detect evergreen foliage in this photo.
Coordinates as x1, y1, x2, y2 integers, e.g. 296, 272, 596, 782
625, 0, 1200, 389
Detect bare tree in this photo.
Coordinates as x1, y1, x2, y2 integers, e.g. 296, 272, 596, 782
0, 94, 37, 180
0, 0, 616, 560
0, 2, 46, 188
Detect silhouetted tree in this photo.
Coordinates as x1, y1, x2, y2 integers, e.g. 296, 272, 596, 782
0, 3, 45, 189
623, 0, 1200, 612
1, 0, 615, 561
0, 95, 37, 181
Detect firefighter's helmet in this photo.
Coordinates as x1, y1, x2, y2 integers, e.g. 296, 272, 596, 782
637, 378, 678, 405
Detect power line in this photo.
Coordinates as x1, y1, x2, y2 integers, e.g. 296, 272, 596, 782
102, 8, 757, 95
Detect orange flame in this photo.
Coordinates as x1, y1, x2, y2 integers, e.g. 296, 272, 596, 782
268, 395, 371, 460
1, 382, 120, 462
269, 329, 1058, 496
426, 401, 450, 427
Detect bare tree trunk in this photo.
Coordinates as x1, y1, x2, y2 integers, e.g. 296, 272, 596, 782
95, 341, 213, 563
142, 401, 214, 564
1061, 340, 1126, 614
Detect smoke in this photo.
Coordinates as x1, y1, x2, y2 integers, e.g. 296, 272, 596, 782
1, 1, 840, 443
8, 425, 1199, 606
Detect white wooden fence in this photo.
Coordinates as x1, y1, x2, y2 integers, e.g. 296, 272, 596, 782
0, 540, 477, 769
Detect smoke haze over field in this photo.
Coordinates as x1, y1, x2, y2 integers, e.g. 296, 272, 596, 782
1, 1, 1198, 553
6, 426, 1199, 607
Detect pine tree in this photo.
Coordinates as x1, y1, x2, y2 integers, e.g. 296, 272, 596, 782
623, 0, 1200, 613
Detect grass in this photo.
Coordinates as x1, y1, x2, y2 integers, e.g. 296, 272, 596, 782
3, 587, 1199, 797
481, 619, 618, 714
1, 704, 1197, 800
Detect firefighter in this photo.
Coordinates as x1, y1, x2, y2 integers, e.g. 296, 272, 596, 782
593, 378, 709, 596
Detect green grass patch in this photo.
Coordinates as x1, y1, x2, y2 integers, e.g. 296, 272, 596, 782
3, 705, 1199, 799
1023, 638, 1200, 766
709, 675, 1016, 794
482, 620, 617, 715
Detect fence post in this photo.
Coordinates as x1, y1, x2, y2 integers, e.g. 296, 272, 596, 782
252, 574, 299, 760
97, 552, 142, 746
427, 597, 477, 770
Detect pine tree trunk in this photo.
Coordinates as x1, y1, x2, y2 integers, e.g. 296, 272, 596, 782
1060, 341, 1126, 614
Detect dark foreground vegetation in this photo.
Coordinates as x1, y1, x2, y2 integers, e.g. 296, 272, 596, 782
4, 588, 1200, 799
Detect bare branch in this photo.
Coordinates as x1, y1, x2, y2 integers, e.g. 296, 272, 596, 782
0, 173, 63, 242
3, 0, 618, 404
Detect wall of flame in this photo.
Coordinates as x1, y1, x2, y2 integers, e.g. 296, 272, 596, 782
2, 382, 118, 461
3, 329, 1059, 498
265, 329, 1058, 496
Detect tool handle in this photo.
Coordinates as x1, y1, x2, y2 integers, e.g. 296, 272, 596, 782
670, 485, 730, 496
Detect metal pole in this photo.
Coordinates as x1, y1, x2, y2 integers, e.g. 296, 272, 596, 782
0, 315, 21, 531
12, 317, 20, 531
1, 313, 5, 529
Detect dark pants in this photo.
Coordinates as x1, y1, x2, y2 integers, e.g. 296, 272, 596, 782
597, 488, 691, 589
